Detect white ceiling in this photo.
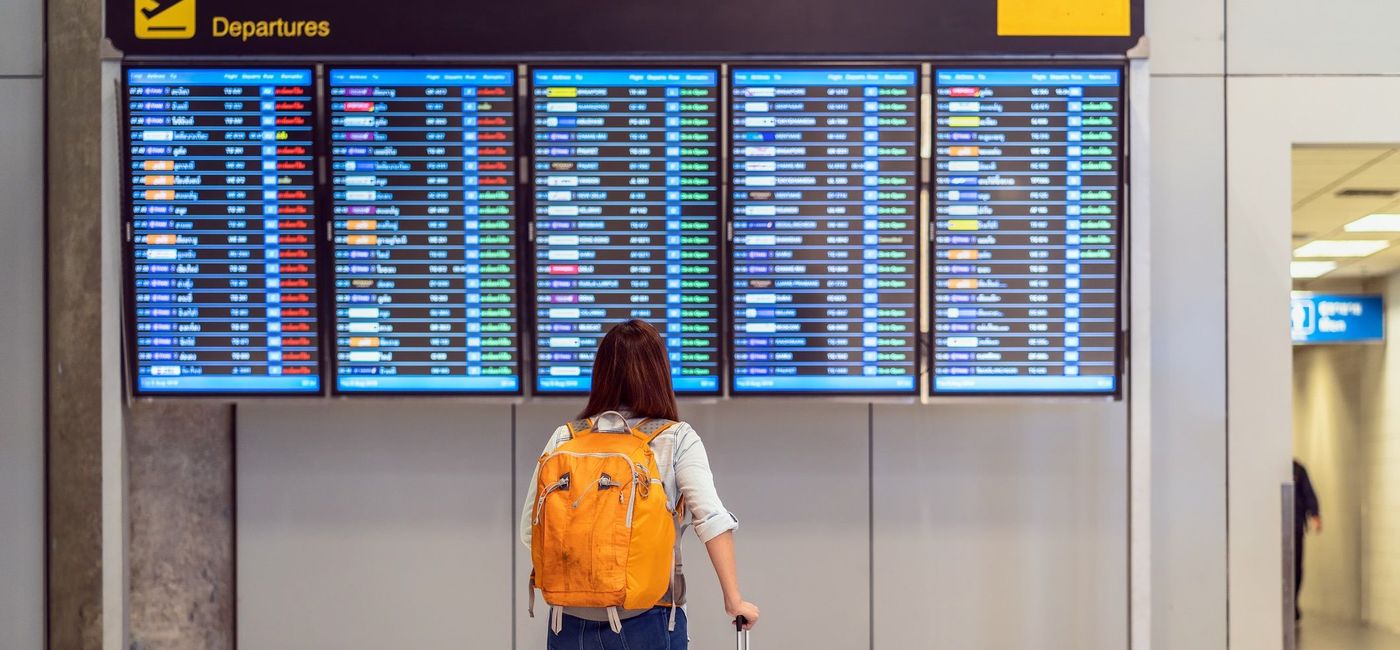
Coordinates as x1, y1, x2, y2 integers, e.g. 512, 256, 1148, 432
1292, 145, 1400, 285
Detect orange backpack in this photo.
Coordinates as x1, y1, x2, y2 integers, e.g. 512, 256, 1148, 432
529, 412, 680, 633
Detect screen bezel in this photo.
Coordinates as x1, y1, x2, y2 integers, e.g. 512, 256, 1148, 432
121, 62, 328, 398
320, 63, 528, 397
926, 61, 1129, 399
726, 62, 925, 398
525, 63, 728, 398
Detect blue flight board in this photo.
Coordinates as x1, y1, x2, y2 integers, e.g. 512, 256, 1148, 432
931, 69, 1123, 395
125, 68, 322, 395
729, 68, 921, 395
328, 68, 522, 394
1292, 293, 1385, 344
531, 69, 723, 394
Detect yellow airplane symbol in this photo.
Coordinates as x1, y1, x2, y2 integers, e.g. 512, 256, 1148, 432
135, 0, 195, 39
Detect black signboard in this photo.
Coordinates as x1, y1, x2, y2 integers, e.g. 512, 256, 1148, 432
113, 0, 1141, 57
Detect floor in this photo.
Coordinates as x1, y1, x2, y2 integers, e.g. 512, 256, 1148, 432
1300, 618, 1400, 650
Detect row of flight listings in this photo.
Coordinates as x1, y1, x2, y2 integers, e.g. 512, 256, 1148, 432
125, 64, 1125, 397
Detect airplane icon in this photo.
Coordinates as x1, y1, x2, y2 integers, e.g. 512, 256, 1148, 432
135, 0, 195, 39
142, 0, 184, 18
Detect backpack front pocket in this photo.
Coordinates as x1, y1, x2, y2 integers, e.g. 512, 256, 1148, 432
536, 452, 635, 599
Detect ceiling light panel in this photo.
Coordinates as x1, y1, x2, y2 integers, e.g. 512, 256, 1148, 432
1344, 214, 1400, 232
1291, 261, 1338, 278
1293, 240, 1391, 258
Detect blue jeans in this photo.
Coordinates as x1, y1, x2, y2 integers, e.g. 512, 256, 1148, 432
546, 607, 688, 650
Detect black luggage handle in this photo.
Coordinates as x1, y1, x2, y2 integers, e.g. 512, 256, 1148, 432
735, 616, 750, 650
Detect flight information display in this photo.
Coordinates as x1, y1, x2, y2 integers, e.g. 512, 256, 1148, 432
931, 68, 1123, 394
328, 68, 522, 394
730, 68, 920, 395
125, 67, 322, 395
531, 69, 722, 394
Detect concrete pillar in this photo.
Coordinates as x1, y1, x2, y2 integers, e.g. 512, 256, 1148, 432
46, 0, 105, 643
48, 0, 241, 642
126, 403, 235, 650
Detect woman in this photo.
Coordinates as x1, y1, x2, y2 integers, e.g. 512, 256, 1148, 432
520, 319, 759, 649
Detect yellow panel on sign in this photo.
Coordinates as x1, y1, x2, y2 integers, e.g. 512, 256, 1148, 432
998, 0, 1130, 36
135, 0, 196, 39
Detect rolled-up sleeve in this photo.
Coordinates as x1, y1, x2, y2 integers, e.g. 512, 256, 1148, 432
673, 425, 739, 543
520, 426, 569, 548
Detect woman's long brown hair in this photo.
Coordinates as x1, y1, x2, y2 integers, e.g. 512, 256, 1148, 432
580, 319, 680, 421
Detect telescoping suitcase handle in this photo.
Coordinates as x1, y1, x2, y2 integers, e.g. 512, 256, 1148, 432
735, 616, 750, 650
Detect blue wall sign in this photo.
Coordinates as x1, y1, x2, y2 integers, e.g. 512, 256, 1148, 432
1291, 293, 1385, 344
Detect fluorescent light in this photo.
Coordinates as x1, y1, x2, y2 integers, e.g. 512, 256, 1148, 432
1293, 239, 1391, 258
1345, 213, 1400, 232
1291, 261, 1338, 279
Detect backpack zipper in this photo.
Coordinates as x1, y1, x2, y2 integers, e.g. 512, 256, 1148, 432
571, 475, 619, 509
625, 474, 638, 528
539, 451, 642, 527
533, 474, 571, 525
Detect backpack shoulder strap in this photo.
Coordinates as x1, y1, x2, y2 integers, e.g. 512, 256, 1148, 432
564, 418, 593, 437
632, 418, 679, 443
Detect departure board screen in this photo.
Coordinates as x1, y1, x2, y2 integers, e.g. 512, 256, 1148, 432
328, 68, 522, 394
125, 67, 322, 395
730, 68, 920, 395
931, 68, 1123, 395
531, 69, 722, 395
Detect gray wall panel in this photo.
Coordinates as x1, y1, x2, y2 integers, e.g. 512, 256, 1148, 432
871, 402, 1128, 650
675, 401, 870, 649
0, 77, 45, 650
0, 0, 41, 76
1228, 0, 1400, 74
240, 397, 1129, 649
237, 401, 514, 650
1146, 0, 1224, 75
1149, 76, 1229, 650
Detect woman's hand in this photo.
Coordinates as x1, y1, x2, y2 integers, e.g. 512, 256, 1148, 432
727, 599, 760, 630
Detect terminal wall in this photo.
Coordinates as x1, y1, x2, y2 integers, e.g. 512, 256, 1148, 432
236, 400, 1128, 650
1363, 273, 1400, 634
0, 0, 47, 642
116, 0, 1400, 649
0, 70, 45, 650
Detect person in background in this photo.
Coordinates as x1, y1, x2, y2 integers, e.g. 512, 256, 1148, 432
520, 319, 760, 649
1293, 459, 1322, 622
